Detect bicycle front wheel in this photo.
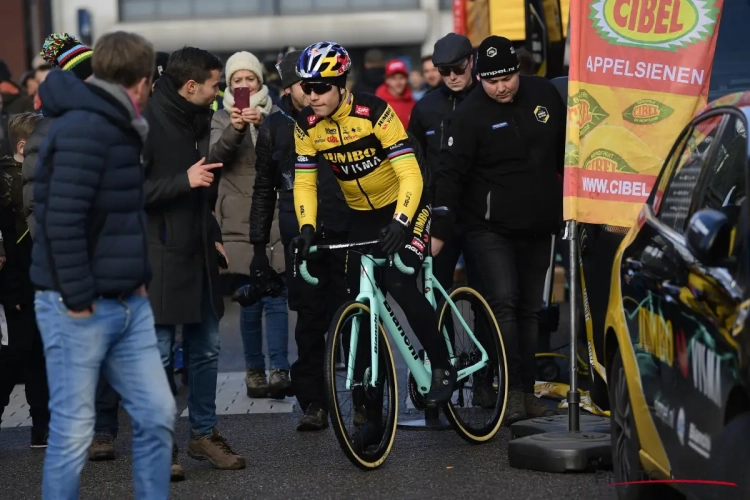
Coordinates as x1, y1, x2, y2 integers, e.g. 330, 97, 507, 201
438, 286, 508, 443
325, 300, 398, 470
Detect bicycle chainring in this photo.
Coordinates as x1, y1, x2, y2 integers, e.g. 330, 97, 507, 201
407, 371, 427, 410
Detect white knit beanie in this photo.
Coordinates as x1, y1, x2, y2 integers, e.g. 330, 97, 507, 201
225, 51, 264, 86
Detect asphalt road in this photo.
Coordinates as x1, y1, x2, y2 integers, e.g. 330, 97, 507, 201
0, 297, 617, 499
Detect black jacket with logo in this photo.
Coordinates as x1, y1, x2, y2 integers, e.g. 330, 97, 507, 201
434, 76, 565, 238
408, 82, 476, 191
250, 94, 348, 246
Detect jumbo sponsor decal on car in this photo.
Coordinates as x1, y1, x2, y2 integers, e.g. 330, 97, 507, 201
691, 338, 722, 407
688, 422, 711, 458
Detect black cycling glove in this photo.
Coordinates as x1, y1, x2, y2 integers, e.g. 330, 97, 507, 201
290, 225, 315, 258
379, 220, 408, 256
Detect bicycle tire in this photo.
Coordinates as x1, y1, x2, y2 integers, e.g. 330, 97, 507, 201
438, 286, 508, 443
325, 300, 399, 470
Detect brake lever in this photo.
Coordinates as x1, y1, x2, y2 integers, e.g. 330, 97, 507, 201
293, 247, 299, 278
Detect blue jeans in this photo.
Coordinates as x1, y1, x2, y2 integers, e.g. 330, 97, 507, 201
240, 289, 290, 371
35, 291, 174, 500
155, 287, 219, 436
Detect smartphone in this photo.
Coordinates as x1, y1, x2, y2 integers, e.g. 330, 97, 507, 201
234, 87, 250, 110
217, 250, 229, 270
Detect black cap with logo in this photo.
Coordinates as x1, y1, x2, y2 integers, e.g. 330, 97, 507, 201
476, 36, 520, 79
431, 33, 474, 67
154, 52, 170, 81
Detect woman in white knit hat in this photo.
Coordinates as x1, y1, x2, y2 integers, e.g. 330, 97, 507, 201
209, 50, 290, 400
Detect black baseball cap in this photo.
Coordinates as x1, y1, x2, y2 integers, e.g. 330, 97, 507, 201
432, 33, 474, 67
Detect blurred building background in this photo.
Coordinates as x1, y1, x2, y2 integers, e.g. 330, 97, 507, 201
51, 0, 459, 76
1, 0, 53, 79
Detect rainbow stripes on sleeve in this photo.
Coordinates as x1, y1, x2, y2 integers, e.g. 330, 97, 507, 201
386, 147, 415, 164
295, 162, 317, 174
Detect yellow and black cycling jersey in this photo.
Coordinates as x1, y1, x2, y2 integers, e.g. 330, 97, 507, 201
293, 90, 423, 230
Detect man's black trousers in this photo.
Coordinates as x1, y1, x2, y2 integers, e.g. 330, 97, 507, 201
462, 231, 552, 393
286, 230, 349, 413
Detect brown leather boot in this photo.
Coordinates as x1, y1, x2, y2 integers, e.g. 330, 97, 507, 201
171, 443, 185, 482
88, 434, 116, 461
187, 428, 246, 470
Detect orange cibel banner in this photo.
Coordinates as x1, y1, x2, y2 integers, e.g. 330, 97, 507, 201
564, 0, 724, 226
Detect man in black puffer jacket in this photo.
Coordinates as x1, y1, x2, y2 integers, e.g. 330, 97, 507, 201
30, 32, 175, 499
249, 50, 350, 431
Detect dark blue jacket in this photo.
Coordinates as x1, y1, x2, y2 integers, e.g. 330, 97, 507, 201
30, 69, 151, 311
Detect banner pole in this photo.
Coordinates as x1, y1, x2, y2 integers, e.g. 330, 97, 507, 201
564, 219, 580, 432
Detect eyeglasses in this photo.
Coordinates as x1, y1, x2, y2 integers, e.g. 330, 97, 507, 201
437, 59, 470, 77
301, 82, 334, 95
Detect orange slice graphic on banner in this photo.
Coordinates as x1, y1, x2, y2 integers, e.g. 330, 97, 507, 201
590, 0, 720, 51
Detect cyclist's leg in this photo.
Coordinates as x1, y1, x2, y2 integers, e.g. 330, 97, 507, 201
385, 204, 451, 371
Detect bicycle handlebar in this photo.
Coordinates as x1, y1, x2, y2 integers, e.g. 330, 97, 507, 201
297, 240, 415, 286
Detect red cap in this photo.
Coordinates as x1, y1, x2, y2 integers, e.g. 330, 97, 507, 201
385, 59, 408, 77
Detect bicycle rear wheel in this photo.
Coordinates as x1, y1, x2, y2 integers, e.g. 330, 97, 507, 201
325, 300, 398, 470
438, 287, 508, 443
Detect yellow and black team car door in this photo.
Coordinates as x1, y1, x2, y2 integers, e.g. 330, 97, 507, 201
670, 108, 747, 478
620, 107, 748, 482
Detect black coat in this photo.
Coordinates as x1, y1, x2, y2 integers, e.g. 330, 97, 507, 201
250, 95, 349, 246
143, 77, 224, 325
407, 82, 476, 193
435, 76, 565, 239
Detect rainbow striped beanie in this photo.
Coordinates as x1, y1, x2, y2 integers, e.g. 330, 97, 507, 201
40, 33, 93, 81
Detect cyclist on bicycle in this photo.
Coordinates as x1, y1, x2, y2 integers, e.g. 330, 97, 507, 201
290, 41, 456, 408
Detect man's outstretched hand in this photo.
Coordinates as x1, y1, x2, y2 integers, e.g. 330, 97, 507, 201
187, 157, 222, 188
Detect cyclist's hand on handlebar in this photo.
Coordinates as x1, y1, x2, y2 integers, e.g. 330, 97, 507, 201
290, 225, 315, 258
380, 220, 407, 255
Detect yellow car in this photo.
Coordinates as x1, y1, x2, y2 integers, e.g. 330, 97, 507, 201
600, 92, 750, 499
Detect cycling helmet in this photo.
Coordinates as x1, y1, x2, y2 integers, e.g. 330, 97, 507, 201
296, 41, 352, 81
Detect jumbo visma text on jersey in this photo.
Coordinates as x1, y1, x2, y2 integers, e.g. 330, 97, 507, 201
293, 91, 423, 229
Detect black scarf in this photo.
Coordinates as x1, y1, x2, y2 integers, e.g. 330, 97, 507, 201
151, 76, 212, 138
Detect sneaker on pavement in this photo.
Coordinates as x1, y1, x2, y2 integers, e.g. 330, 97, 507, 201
502, 390, 527, 426
88, 434, 116, 461
268, 369, 292, 399
30, 429, 48, 448
524, 393, 557, 418
187, 428, 246, 470
171, 443, 185, 481
296, 406, 329, 431
245, 369, 269, 398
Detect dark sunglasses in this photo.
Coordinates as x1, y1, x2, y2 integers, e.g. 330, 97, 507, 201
437, 59, 470, 77
301, 82, 334, 95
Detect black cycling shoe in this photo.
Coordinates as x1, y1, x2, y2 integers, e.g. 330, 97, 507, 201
424, 367, 457, 408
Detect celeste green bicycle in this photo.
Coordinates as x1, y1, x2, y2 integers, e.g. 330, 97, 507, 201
298, 230, 508, 470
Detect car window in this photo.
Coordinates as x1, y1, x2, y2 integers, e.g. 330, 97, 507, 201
655, 114, 726, 233
696, 115, 748, 212
694, 113, 749, 258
